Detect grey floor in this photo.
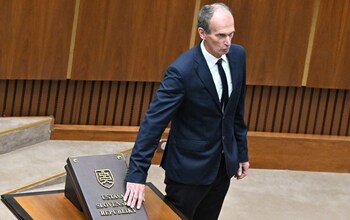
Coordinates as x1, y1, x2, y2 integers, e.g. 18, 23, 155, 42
0, 140, 349, 220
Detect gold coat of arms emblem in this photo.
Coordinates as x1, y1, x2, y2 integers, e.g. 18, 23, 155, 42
95, 169, 115, 189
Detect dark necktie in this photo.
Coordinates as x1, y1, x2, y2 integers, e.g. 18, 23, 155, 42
217, 58, 229, 111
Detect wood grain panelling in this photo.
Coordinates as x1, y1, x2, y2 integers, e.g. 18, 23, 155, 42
0, 0, 75, 79
307, 0, 350, 89
71, 0, 196, 81
0, 80, 349, 136
228, 0, 315, 86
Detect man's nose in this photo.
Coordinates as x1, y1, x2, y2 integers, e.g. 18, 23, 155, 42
224, 36, 231, 45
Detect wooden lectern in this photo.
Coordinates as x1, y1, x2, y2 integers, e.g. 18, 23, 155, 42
1, 154, 186, 220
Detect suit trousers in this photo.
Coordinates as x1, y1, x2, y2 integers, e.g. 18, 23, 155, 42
164, 154, 230, 220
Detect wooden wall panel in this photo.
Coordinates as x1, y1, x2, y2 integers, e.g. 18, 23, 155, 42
0, 0, 75, 79
71, 0, 196, 81
307, 0, 350, 89
0, 80, 348, 136
228, 0, 315, 86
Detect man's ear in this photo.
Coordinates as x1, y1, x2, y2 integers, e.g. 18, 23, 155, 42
198, 27, 206, 40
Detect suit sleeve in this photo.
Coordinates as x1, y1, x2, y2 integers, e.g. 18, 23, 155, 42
234, 48, 249, 163
125, 66, 185, 183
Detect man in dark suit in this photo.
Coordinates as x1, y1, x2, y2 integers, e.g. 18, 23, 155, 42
124, 3, 249, 219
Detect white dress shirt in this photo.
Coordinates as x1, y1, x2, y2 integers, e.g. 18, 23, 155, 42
200, 41, 232, 101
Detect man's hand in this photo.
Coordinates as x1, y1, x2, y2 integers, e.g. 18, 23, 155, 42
235, 161, 249, 180
124, 182, 145, 209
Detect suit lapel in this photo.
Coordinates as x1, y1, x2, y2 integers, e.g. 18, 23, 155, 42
194, 44, 221, 111
226, 47, 240, 112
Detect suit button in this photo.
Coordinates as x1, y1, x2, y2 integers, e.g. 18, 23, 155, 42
222, 136, 225, 140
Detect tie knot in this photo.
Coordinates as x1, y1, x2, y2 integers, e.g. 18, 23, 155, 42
217, 58, 223, 66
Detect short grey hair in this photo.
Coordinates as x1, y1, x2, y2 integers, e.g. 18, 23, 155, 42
197, 3, 233, 34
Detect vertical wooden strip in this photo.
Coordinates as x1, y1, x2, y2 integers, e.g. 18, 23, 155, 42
122, 82, 136, 126
38, 80, 50, 116
289, 87, 302, 133
35, 81, 44, 116
190, 0, 201, 48
60, 80, 71, 124
96, 81, 111, 125
244, 86, 253, 130
70, 81, 83, 124
282, 87, 296, 133
271, 87, 281, 132
94, 81, 104, 125
272, 87, 285, 132
60, 80, 73, 124
304, 88, 316, 133
256, 86, 269, 131
77, 81, 87, 124
115, 82, 127, 125
87, 81, 101, 125
102, 81, 113, 125
247, 85, 256, 131
0, 81, 6, 116
288, 87, 299, 133
137, 82, 147, 125
264, 86, 277, 132
127, 82, 138, 126
302, 0, 321, 86
66, 0, 81, 79
10, 80, 18, 116
312, 88, 323, 134
320, 89, 331, 134
3, 81, 10, 116
54, 81, 67, 124
330, 90, 344, 135
84, 81, 95, 125
27, 81, 35, 116
106, 82, 119, 125
294, 87, 305, 133
323, 89, 337, 135
111, 82, 121, 125
19, 80, 27, 116
67, 81, 78, 124
305, 89, 320, 134
314, 88, 328, 134
28, 81, 38, 116
44, 81, 52, 116
84, 81, 93, 124
329, 89, 339, 135
13, 80, 24, 116
91, 81, 103, 125
46, 81, 59, 120
299, 87, 312, 133
302, 88, 313, 133
3, 80, 11, 116
278, 87, 289, 132
130, 82, 143, 126
338, 90, 349, 136
256, 86, 265, 131
249, 86, 261, 131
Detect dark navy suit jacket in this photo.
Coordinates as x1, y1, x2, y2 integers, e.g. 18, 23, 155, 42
125, 42, 248, 185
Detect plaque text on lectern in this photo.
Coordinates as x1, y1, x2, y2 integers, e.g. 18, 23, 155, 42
64, 154, 148, 220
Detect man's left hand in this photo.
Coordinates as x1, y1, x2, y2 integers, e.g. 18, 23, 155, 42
235, 161, 249, 180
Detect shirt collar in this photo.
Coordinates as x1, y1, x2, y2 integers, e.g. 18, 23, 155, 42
200, 40, 228, 69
